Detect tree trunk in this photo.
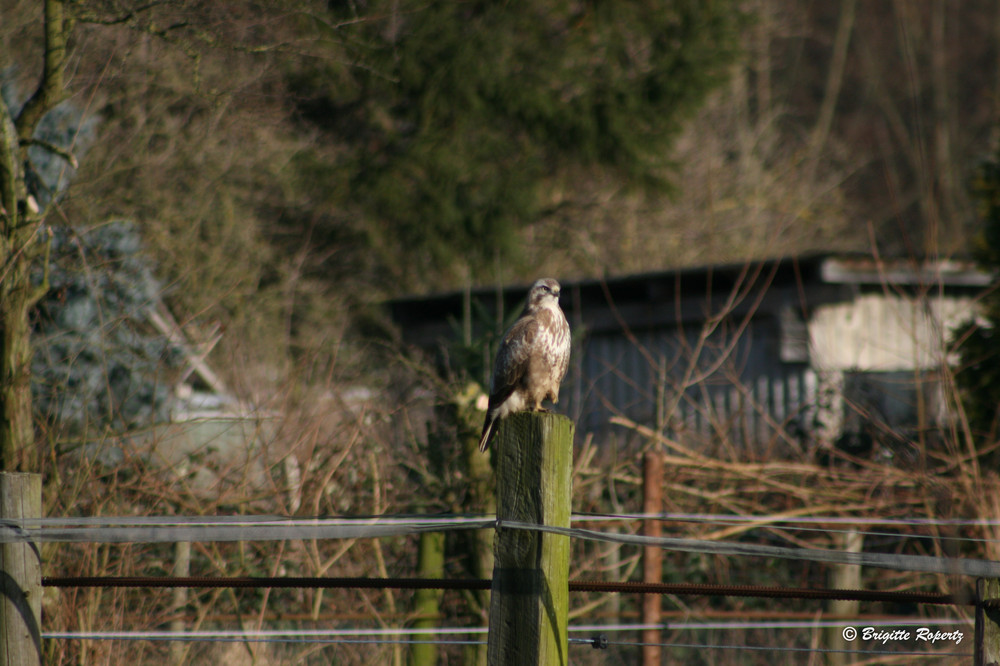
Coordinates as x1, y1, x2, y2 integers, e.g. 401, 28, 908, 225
0, 0, 67, 471
0, 101, 40, 472
0, 288, 36, 471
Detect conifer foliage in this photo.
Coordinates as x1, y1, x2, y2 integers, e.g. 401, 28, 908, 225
32, 221, 179, 434
293, 0, 744, 285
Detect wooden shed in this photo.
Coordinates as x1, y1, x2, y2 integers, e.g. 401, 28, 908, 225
388, 255, 990, 456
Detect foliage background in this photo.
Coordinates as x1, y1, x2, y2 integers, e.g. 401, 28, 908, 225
1, 0, 999, 663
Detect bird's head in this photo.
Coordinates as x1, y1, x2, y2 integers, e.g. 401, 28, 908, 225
527, 277, 562, 311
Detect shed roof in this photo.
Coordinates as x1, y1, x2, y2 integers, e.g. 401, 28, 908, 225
387, 254, 991, 349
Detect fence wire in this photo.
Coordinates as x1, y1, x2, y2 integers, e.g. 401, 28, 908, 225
6, 512, 1000, 577
40, 630, 972, 659
17, 510, 988, 659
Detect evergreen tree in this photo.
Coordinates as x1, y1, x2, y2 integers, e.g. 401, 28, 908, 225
292, 0, 744, 287
32, 221, 180, 435
3, 63, 161, 438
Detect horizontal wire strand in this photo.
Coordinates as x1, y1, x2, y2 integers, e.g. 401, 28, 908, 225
5, 515, 995, 576
39, 632, 972, 657
21, 514, 987, 656
42, 618, 973, 639
40, 576, 975, 607
5, 512, 998, 550
614, 640, 971, 658
10, 511, 1000, 527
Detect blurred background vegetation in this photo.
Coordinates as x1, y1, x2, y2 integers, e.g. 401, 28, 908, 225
3, 0, 1000, 663
6, 0, 993, 372
5, 0, 994, 370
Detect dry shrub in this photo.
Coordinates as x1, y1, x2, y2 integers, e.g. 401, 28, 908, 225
39, 343, 442, 665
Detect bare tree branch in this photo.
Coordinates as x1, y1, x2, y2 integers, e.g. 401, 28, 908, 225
15, 0, 69, 147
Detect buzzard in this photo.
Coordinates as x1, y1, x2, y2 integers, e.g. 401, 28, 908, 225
478, 277, 571, 452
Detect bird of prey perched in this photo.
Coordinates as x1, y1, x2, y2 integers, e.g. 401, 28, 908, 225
478, 277, 571, 452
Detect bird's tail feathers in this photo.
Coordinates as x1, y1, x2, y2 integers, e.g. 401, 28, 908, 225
478, 417, 496, 453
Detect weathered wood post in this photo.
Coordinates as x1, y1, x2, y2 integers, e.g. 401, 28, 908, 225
487, 411, 573, 666
463, 401, 495, 666
975, 578, 1000, 666
169, 540, 192, 666
641, 451, 664, 666
825, 529, 863, 666
408, 530, 445, 666
0, 472, 42, 666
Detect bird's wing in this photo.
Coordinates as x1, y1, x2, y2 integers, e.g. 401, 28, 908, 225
489, 315, 538, 407
556, 317, 571, 381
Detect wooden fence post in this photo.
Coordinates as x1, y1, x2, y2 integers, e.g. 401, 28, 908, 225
0, 472, 42, 666
825, 529, 863, 666
641, 451, 663, 666
461, 382, 495, 666
169, 540, 192, 666
408, 530, 445, 666
487, 411, 574, 666
975, 578, 1000, 666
